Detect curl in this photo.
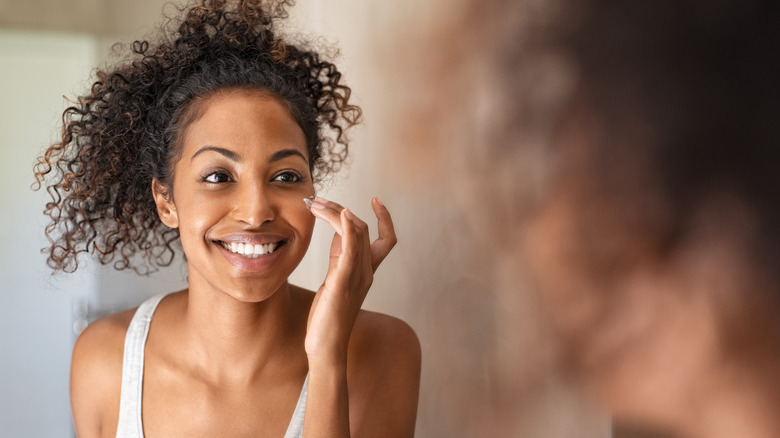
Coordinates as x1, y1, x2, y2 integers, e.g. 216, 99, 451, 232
33, 0, 361, 274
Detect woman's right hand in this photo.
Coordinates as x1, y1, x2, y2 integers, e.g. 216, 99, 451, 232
304, 196, 397, 365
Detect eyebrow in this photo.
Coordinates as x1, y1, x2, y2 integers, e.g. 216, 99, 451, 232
190, 146, 240, 163
189, 147, 308, 165
269, 149, 309, 165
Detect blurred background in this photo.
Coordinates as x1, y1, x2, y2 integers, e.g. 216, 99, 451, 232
0, 0, 609, 436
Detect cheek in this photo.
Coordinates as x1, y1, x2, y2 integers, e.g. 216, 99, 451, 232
176, 207, 219, 255
170, 189, 227, 243
289, 199, 316, 242
285, 182, 316, 239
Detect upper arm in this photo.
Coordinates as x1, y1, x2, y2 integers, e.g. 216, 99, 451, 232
348, 313, 422, 437
70, 311, 133, 438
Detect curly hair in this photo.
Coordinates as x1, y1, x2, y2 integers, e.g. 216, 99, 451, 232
33, 0, 362, 274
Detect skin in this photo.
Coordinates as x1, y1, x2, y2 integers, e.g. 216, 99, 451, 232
523, 108, 780, 438
70, 89, 421, 437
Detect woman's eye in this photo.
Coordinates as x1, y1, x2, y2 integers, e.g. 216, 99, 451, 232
273, 171, 302, 183
203, 172, 231, 183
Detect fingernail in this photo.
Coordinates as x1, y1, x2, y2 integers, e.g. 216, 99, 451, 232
303, 197, 314, 210
374, 196, 385, 207
312, 197, 326, 209
344, 208, 355, 219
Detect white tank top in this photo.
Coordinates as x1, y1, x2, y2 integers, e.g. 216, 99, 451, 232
115, 294, 308, 437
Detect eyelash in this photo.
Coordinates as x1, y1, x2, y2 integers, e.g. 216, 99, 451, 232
201, 170, 232, 184
273, 171, 304, 184
199, 170, 305, 184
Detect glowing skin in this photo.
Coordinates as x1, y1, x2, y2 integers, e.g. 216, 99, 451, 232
152, 89, 315, 303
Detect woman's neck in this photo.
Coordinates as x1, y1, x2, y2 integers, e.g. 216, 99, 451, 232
172, 275, 308, 385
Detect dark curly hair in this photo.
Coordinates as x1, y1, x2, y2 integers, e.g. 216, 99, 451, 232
32, 0, 361, 274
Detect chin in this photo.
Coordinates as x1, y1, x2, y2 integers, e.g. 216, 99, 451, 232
222, 276, 292, 303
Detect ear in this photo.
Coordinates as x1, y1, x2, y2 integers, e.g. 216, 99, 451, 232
152, 178, 179, 228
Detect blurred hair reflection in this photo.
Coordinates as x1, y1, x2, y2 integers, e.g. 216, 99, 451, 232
391, 0, 780, 436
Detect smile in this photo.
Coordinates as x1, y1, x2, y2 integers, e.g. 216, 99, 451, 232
219, 241, 282, 258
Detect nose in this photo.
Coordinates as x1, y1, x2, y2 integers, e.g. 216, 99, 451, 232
231, 180, 275, 227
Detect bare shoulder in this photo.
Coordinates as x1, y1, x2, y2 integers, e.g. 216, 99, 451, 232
289, 286, 421, 378
71, 307, 136, 438
348, 310, 421, 436
287, 286, 421, 435
351, 309, 421, 366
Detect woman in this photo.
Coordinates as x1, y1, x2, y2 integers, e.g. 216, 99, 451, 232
33, 1, 420, 436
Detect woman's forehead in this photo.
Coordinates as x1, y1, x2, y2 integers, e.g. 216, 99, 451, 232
179, 90, 308, 158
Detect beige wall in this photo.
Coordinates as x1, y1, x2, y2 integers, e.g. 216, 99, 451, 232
0, 0, 171, 35
1, 1, 608, 436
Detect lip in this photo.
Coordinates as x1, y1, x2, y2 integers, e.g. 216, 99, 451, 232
212, 233, 290, 272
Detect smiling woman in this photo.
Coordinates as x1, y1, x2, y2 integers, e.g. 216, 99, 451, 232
32, 1, 420, 437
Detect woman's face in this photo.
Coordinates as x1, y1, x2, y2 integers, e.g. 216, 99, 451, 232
153, 89, 316, 301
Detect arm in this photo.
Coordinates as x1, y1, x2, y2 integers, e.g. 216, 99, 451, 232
304, 197, 417, 437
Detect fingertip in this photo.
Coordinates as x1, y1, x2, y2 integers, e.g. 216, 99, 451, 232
311, 197, 327, 210
372, 196, 390, 215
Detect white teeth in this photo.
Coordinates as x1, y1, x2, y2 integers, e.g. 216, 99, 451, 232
220, 241, 279, 258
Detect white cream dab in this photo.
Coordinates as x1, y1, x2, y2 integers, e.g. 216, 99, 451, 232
303, 196, 315, 210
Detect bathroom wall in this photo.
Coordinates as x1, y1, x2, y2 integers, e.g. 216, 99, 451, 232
0, 28, 98, 438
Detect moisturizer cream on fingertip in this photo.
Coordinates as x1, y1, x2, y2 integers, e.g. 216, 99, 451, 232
303, 195, 315, 210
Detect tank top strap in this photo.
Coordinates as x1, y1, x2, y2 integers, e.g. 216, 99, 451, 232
283, 373, 308, 438
114, 293, 308, 437
115, 294, 167, 438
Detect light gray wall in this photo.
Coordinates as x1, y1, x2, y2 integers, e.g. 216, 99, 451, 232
0, 2, 176, 436
0, 29, 98, 437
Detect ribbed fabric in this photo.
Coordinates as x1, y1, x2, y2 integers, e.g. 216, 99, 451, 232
115, 294, 308, 437
283, 374, 308, 438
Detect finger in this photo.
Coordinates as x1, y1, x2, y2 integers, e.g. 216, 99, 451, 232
309, 197, 346, 235
345, 208, 374, 270
323, 209, 371, 294
370, 197, 397, 271
338, 208, 359, 272
344, 207, 371, 246
327, 233, 342, 267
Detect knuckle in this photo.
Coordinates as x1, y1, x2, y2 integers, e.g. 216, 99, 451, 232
323, 198, 343, 209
